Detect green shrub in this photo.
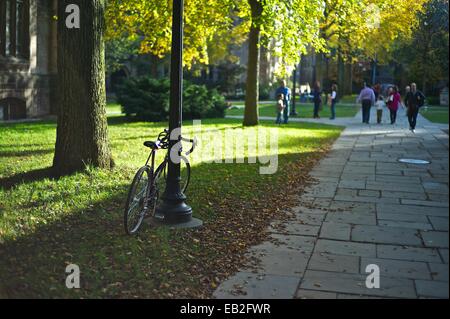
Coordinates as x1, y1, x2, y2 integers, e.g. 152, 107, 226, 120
426, 96, 440, 106
116, 77, 170, 121
259, 84, 271, 101
116, 77, 227, 121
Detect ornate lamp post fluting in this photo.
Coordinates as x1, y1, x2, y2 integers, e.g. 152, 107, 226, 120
154, 0, 201, 228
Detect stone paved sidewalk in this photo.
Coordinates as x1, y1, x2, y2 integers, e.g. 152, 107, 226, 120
215, 108, 449, 299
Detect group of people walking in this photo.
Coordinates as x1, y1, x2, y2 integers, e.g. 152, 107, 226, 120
357, 82, 426, 132
274, 79, 426, 132
311, 82, 339, 120
275, 80, 339, 124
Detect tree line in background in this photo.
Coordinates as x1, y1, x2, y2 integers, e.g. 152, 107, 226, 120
53, 0, 447, 174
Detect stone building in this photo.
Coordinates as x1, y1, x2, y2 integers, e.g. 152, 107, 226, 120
0, 0, 56, 120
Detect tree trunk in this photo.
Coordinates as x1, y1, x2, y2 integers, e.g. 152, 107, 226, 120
291, 67, 297, 114
151, 55, 159, 78
243, 0, 262, 127
337, 50, 345, 97
53, 0, 113, 175
315, 53, 325, 85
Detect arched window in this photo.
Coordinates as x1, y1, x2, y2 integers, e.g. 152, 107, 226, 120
0, 0, 30, 59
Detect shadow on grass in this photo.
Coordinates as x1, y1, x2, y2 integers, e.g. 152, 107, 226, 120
0, 149, 54, 158
0, 167, 57, 191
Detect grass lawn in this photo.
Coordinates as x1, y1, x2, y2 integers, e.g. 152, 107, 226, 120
420, 106, 449, 124
107, 102, 122, 114
0, 116, 342, 298
227, 101, 359, 119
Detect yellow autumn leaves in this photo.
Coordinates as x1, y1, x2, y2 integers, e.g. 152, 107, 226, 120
105, 0, 428, 75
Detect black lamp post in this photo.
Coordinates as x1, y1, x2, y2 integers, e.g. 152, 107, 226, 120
154, 0, 201, 228
291, 66, 298, 116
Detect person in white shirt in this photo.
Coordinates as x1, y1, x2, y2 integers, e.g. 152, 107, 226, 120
375, 95, 386, 124
275, 93, 285, 125
329, 84, 338, 120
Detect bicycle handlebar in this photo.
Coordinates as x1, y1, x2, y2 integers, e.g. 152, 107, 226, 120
182, 137, 197, 156
152, 129, 197, 154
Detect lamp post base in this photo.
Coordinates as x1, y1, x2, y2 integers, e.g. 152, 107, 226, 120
146, 216, 203, 229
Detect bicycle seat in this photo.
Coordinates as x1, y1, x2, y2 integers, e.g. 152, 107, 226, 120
144, 141, 159, 149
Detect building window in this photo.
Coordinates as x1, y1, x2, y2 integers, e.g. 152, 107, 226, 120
0, 0, 30, 59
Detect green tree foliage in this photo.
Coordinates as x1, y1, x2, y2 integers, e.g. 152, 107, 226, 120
394, 0, 449, 94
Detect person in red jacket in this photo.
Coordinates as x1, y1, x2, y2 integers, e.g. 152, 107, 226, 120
386, 86, 401, 125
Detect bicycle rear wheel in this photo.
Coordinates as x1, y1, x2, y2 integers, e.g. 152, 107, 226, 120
124, 166, 152, 235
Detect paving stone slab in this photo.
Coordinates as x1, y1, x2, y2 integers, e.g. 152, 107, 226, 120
427, 193, 450, 203
358, 190, 380, 197
329, 201, 376, 213
421, 231, 449, 248
422, 182, 449, 195
267, 234, 316, 252
315, 239, 376, 257
336, 188, 359, 196
415, 280, 449, 298
428, 216, 449, 231
300, 270, 417, 298
429, 263, 449, 282
326, 211, 377, 225
313, 198, 333, 208
360, 257, 431, 280
377, 213, 430, 223
291, 212, 326, 226
336, 294, 383, 299
319, 222, 352, 241
352, 225, 422, 246
308, 253, 359, 273
375, 175, 421, 183
439, 249, 449, 264
377, 245, 442, 263
295, 289, 337, 299
366, 181, 424, 193
335, 195, 399, 204
269, 222, 320, 237
244, 247, 310, 277
381, 191, 427, 200
214, 272, 300, 299
401, 199, 449, 208
378, 220, 433, 230
341, 172, 377, 179
377, 204, 449, 217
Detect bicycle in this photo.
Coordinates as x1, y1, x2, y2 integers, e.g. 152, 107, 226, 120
124, 129, 196, 235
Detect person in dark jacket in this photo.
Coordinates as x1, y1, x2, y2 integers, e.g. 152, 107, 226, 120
313, 81, 322, 119
404, 82, 426, 132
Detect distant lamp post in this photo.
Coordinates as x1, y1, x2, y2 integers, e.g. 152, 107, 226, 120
154, 0, 202, 228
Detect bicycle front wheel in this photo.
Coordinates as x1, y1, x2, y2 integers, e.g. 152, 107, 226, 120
124, 166, 152, 235
157, 156, 191, 196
